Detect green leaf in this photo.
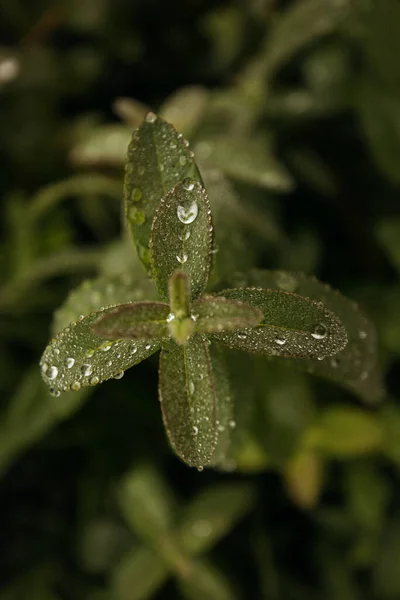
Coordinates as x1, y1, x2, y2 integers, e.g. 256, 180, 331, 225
112, 547, 168, 600
124, 113, 202, 271
178, 560, 236, 600
53, 273, 158, 335
40, 309, 160, 395
150, 180, 212, 301
160, 86, 209, 137
208, 345, 236, 470
178, 483, 254, 555
118, 465, 176, 542
307, 406, 383, 457
158, 338, 218, 468
284, 450, 323, 510
195, 136, 294, 192
210, 287, 347, 359
193, 296, 263, 334
70, 124, 131, 168
92, 302, 170, 340
240, 270, 384, 403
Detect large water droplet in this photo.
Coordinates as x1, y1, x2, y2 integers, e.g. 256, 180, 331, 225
81, 364, 93, 377
145, 344, 151, 350
229, 420, 236, 429
189, 381, 195, 395
40, 363, 48, 374
177, 253, 188, 264
128, 206, 145, 224
178, 230, 191, 241
275, 335, 286, 346
66, 357, 75, 369
100, 342, 112, 352
145, 111, 157, 123
182, 178, 195, 191
89, 376, 100, 386
47, 366, 58, 380
71, 381, 81, 391
166, 313, 175, 323
50, 387, 60, 397
311, 323, 328, 340
177, 200, 198, 224
197, 466, 204, 472
114, 371, 124, 379
131, 187, 142, 202
192, 426, 199, 436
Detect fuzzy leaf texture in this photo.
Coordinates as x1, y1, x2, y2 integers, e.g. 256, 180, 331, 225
92, 302, 170, 340
124, 113, 202, 270
210, 287, 347, 360
150, 180, 213, 301
193, 296, 263, 334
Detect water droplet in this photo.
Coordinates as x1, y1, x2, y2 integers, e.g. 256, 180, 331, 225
145, 111, 157, 123
47, 366, 58, 380
183, 178, 195, 191
229, 420, 236, 429
197, 466, 204, 472
189, 381, 195, 395
54, 348, 60, 355
311, 323, 328, 340
100, 342, 112, 352
131, 346, 138, 355
177, 253, 188, 264
182, 139, 190, 148
40, 363, 48, 374
89, 375, 100, 386
167, 313, 175, 323
50, 387, 60, 397
114, 371, 124, 379
218, 424, 225, 432
128, 206, 145, 224
81, 364, 92, 377
86, 349, 95, 358
238, 333, 247, 340
275, 335, 286, 346
359, 330, 367, 340
66, 357, 75, 369
178, 229, 191, 241
145, 344, 151, 350
71, 381, 81, 391
131, 187, 142, 202
78, 315, 85, 322
177, 200, 198, 224
193, 426, 199, 436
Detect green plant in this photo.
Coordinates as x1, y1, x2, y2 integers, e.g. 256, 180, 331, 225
40, 113, 381, 471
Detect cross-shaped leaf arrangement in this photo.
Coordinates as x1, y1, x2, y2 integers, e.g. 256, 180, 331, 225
41, 112, 366, 470
112, 464, 254, 600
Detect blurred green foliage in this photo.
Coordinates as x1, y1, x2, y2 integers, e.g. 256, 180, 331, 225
1, 0, 400, 598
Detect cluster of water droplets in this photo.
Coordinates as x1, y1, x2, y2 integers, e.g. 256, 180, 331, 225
175, 178, 200, 265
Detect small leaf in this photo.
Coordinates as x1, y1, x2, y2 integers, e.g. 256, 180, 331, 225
178, 483, 254, 555
158, 337, 218, 468
124, 114, 202, 271
92, 302, 170, 340
40, 310, 160, 395
178, 560, 236, 600
160, 86, 209, 137
70, 124, 131, 168
150, 181, 212, 301
112, 547, 168, 600
238, 270, 384, 403
284, 450, 323, 510
193, 296, 263, 334
53, 273, 158, 335
210, 287, 347, 359
118, 465, 176, 543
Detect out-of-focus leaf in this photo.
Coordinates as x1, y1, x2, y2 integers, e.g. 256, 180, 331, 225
113, 98, 149, 127
150, 181, 212, 301
211, 287, 347, 359
92, 302, 169, 340
158, 338, 217, 468
178, 560, 236, 600
53, 273, 158, 335
178, 483, 254, 555
381, 405, 400, 466
40, 309, 160, 395
375, 218, 400, 274
284, 450, 323, 510
345, 461, 390, 532
160, 86, 209, 138
208, 345, 235, 469
69, 124, 131, 168
112, 547, 168, 600
242, 270, 384, 403
0, 368, 91, 477
307, 406, 382, 457
118, 465, 176, 543
195, 136, 294, 192
124, 113, 202, 271
373, 517, 400, 600
193, 296, 263, 334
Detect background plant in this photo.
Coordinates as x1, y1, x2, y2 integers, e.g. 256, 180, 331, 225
1, 0, 400, 598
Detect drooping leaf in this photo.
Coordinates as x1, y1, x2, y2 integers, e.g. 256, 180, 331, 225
193, 296, 263, 334
112, 547, 168, 600
53, 273, 158, 335
208, 345, 236, 470
178, 483, 254, 555
240, 270, 384, 403
118, 465, 176, 543
210, 287, 347, 360
92, 302, 169, 340
150, 181, 212, 301
124, 113, 202, 270
195, 136, 294, 192
40, 309, 160, 395
158, 337, 218, 468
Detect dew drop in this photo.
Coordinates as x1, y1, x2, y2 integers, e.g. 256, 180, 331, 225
66, 357, 75, 369
114, 371, 124, 379
86, 349, 95, 358
178, 229, 191, 241
182, 178, 195, 191
238, 333, 247, 340
177, 200, 198, 224
128, 206, 145, 225
311, 323, 328, 340
166, 313, 175, 323
54, 348, 60, 355
229, 420, 236, 429
71, 381, 81, 391
47, 366, 58, 380
359, 330, 367, 340
177, 253, 188, 264
275, 335, 286, 346
145, 111, 157, 123
50, 387, 60, 397
100, 342, 112, 352
40, 363, 48, 374
197, 466, 204, 472
189, 381, 195, 395
217, 424, 225, 432
192, 426, 199, 436
81, 364, 93, 377
131, 187, 142, 202
145, 344, 151, 350
89, 375, 100, 386
131, 346, 138, 355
